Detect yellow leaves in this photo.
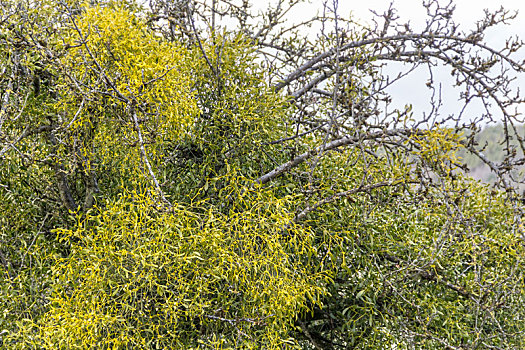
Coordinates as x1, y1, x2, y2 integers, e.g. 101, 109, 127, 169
32, 187, 323, 348
67, 4, 194, 105
54, 4, 199, 191
410, 126, 465, 173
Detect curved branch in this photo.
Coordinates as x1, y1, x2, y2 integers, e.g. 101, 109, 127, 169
275, 32, 524, 92
294, 179, 407, 222
256, 128, 418, 185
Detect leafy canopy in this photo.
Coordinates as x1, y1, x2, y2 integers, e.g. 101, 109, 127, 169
1, 0, 525, 349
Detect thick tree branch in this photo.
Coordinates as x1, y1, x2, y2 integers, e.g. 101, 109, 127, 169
294, 179, 407, 221
256, 128, 418, 185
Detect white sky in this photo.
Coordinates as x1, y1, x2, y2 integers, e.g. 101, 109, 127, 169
295, 0, 525, 46
265, 0, 525, 125
332, 0, 524, 31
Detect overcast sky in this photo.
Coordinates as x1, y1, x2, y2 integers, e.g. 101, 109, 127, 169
295, 0, 525, 47
273, 0, 525, 125
334, 0, 524, 31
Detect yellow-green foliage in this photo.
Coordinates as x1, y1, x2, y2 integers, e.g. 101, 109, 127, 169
57, 5, 198, 186
190, 35, 286, 143
21, 180, 323, 349
3, 1, 525, 349
304, 172, 525, 348
162, 35, 291, 202
190, 35, 287, 151
410, 126, 465, 170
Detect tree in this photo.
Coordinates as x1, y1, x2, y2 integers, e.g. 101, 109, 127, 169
1, 0, 524, 348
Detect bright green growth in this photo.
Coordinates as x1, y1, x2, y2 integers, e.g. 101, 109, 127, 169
56, 5, 198, 189
26, 181, 323, 349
